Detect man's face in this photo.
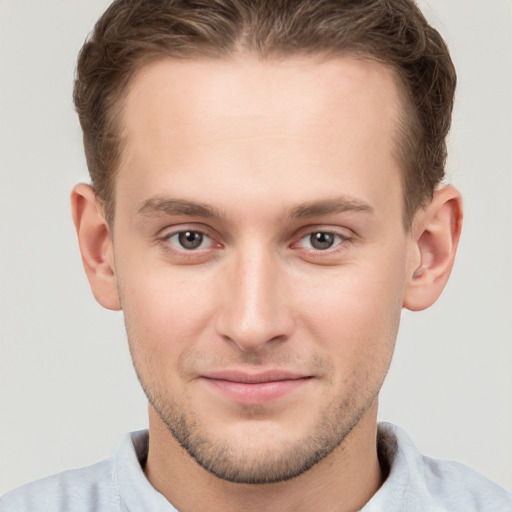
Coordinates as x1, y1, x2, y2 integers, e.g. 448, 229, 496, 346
111, 56, 413, 483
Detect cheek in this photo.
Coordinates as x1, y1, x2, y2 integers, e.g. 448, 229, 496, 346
117, 261, 218, 356
294, 254, 406, 370
119, 267, 221, 399
299, 262, 404, 325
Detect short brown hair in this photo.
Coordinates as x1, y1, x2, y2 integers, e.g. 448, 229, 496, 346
74, 0, 456, 227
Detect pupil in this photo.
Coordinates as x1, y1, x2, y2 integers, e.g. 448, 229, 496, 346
179, 231, 203, 249
310, 232, 334, 250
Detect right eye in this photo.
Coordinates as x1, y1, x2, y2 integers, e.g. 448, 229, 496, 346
165, 230, 212, 250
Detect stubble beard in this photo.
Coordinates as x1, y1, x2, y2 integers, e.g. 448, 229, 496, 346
137, 372, 379, 485
122, 303, 389, 485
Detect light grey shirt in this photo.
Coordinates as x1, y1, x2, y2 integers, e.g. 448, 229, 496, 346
1, 423, 511, 511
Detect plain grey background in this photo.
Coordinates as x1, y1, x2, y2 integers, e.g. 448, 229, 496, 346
1, 0, 511, 494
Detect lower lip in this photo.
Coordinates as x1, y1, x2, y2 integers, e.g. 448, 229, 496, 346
202, 378, 310, 405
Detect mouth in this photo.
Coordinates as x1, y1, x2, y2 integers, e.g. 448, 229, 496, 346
200, 370, 313, 405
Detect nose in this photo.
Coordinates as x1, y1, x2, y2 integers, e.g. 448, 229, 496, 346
215, 247, 294, 353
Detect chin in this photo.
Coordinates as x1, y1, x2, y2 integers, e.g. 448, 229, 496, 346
150, 390, 374, 484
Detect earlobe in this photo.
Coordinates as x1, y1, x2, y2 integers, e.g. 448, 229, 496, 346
403, 185, 463, 311
71, 184, 121, 311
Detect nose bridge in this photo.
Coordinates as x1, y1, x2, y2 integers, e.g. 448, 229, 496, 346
216, 242, 292, 351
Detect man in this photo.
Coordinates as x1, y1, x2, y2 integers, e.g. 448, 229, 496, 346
1, 0, 510, 510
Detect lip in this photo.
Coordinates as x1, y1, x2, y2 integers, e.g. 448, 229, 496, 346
200, 370, 312, 405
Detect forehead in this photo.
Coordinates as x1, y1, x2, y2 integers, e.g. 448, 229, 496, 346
121, 55, 401, 146
117, 56, 403, 222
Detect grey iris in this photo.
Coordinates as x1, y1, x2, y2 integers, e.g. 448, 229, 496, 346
310, 232, 335, 250
179, 231, 203, 249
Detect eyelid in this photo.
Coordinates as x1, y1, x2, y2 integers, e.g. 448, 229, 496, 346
166, 231, 211, 251
158, 224, 223, 251
158, 222, 217, 239
290, 226, 355, 256
298, 232, 345, 249
292, 225, 353, 241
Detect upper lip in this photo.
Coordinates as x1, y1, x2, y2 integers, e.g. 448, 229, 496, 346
201, 370, 309, 384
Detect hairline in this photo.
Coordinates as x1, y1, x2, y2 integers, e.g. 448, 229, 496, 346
101, 51, 421, 232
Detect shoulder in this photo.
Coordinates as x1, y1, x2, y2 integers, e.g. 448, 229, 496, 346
0, 458, 121, 512
367, 423, 512, 512
0, 430, 171, 512
421, 454, 512, 511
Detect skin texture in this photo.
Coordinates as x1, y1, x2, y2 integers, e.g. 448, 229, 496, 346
72, 56, 462, 512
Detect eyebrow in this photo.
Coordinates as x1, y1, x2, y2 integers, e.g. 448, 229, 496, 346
137, 197, 224, 219
137, 195, 374, 220
289, 197, 375, 219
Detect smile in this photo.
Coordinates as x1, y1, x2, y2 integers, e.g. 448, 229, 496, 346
201, 371, 312, 405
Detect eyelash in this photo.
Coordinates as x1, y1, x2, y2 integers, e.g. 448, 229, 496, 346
293, 231, 349, 252
159, 227, 220, 256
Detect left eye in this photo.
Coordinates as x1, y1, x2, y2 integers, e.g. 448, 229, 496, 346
167, 231, 211, 250
298, 232, 345, 250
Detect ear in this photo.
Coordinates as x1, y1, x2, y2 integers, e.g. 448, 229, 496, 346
403, 185, 463, 311
71, 184, 121, 311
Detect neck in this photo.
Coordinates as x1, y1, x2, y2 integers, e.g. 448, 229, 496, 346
144, 402, 384, 512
